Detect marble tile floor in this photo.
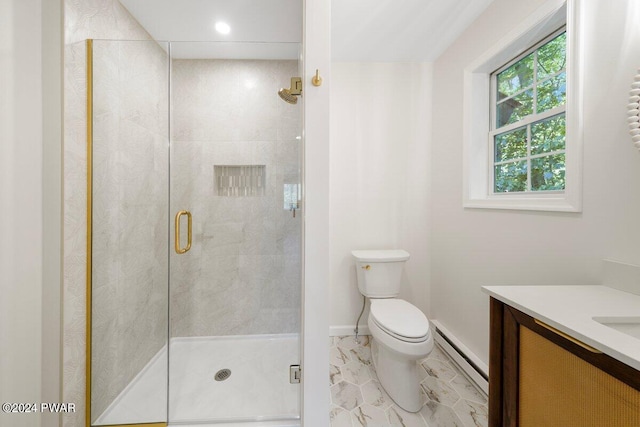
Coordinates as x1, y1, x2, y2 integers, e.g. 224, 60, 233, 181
330, 335, 488, 427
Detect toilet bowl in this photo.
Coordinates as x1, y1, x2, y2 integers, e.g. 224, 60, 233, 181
351, 250, 434, 413
368, 299, 433, 412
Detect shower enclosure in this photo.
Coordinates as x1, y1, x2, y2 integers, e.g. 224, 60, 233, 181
85, 38, 303, 426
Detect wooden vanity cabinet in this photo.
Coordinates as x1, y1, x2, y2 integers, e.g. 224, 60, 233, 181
489, 297, 640, 427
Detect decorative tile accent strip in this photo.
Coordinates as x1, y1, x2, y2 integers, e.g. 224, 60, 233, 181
214, 165, 265, 197
329, 335, 488, 427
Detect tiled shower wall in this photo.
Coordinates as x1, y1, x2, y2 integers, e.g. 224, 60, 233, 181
63, 1, 154, 426
90, 40, 169, 422
170, 59, 302, 338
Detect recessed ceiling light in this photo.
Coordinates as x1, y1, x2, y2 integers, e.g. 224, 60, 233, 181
215, 22, 231, 35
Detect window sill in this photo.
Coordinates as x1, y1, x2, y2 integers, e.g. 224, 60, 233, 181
464, 194, 581, 212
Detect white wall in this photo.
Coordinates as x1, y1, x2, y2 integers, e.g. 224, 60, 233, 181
41, 1, 63, 426
303, 0, 331, 423
0, 0, 58, 426
329, 62, 432, 331
1, 0, 62, 425
431, 0, 640, 366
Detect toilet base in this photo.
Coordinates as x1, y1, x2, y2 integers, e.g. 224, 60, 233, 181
371, 339, 425, 413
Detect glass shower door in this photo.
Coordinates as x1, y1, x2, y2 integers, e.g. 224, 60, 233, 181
168, 41, 303, 424
89, 39, 170, 426
87, 38, 303, 426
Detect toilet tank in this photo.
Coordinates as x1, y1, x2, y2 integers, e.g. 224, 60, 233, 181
351, 250, 410, 298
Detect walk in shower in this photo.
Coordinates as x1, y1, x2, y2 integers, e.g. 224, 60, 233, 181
85, 36, 303, 426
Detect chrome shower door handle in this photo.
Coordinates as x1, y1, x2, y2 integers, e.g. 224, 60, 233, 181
175, 210, 192, 254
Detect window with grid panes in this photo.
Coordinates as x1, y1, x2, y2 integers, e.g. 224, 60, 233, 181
490, 28, 566, 193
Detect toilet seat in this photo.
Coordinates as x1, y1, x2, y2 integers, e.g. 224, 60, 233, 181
370, 299, 430, 343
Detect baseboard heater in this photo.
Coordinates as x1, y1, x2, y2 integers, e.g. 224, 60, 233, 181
433, 324, 489, 395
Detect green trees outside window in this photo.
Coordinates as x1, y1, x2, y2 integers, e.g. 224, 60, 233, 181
492, 31, 566, 193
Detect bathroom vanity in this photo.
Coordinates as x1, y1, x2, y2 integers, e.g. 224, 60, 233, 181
483, 285, 640, 427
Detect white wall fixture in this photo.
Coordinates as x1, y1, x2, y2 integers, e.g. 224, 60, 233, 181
628, 69, 640, 149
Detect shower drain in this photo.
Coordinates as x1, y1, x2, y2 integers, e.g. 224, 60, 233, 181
214, 369, 232, 381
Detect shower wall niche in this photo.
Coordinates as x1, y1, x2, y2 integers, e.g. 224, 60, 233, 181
214, 165, 267, 197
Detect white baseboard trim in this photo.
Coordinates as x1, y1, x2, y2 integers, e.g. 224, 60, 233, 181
430, 320, 489, 395
329, 325, 370, 337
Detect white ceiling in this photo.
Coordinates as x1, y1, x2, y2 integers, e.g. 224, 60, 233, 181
332, 0, 496, 61
119, 0, 495, 61
119, 0, 302, 59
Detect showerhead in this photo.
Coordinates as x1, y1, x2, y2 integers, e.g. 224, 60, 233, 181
278, 88, 298, 104
278, 77, 302, 104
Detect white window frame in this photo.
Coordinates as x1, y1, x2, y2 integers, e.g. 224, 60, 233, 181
463, 0, 582, 212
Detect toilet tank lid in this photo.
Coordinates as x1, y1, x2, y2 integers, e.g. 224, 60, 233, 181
351, 249, 410, 262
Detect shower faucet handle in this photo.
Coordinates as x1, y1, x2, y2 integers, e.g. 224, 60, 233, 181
289, 202, 299, 218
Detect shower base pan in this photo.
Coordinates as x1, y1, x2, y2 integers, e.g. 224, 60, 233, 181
94, 333, 300, 426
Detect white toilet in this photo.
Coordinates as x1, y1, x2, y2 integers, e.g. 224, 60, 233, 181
352, 249, 433, 413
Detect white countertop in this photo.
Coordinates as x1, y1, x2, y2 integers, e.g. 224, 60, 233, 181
482, 285, 640, 371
